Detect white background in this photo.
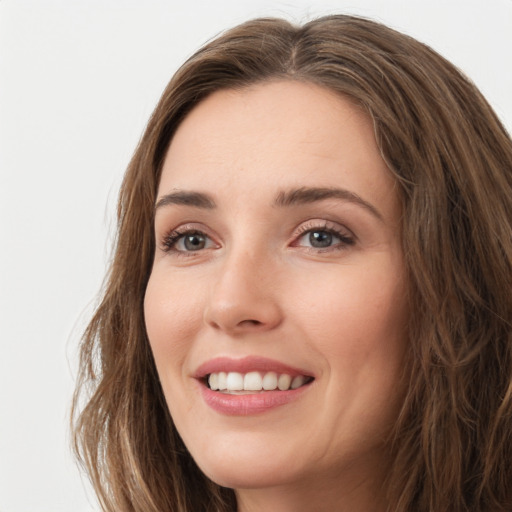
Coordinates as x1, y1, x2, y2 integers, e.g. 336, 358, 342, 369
0, 1, 511, 511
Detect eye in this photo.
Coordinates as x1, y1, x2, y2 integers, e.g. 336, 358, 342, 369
163, 229, 216, 253
303, 230, 337, 248
293, 223, 355, 251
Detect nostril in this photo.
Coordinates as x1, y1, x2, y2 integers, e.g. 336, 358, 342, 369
204, 297, 283, 333
240, 319, 263, 327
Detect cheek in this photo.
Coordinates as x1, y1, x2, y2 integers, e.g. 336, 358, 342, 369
144, 271, 204, 371
297, 265, 408, 436
295, 262, 406, 337
290, 259, 408, 387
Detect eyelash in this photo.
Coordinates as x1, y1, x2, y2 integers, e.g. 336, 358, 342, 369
292, 221, 355, 252
161, 226, 214, 254
160, 221, 355, 255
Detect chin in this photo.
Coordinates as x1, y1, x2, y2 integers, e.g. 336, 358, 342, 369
201, 462, 299, 490
189, 441, 307, 490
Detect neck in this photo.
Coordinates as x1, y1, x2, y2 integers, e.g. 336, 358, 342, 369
235, 465, 389, 512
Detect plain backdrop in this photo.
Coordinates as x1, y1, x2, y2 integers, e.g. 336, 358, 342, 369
0, 1, 511, 511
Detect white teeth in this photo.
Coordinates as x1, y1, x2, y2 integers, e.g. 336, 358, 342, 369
262, 371, 278, 390
278, 373, 292, 391
208, 373, 219, 390
218, 372, 227, 390
244, 371, 263, 391
226, 372, 244, 391
291, 375, 306, 389
207, 371, 310, 392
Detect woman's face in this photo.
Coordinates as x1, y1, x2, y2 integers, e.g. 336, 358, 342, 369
144, 81, 408, 502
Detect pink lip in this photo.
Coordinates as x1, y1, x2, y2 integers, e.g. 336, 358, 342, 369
194, 356, 312, 379
199, 385, 311, 416
194, 356, 314, 416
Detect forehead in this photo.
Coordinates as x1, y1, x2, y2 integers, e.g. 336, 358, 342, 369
164, 80, 375, 174
159, 80, 398, 221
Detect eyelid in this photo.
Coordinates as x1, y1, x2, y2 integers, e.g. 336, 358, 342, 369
159, 222, 219, 254
157, 218, 355, 256
292, 219, 354, 239
290, 219, 356, 250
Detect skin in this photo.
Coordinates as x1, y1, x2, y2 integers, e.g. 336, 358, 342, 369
144, 81, 408, 512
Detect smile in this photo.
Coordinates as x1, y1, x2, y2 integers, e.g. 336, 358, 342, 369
195, 357, 315, 415
208, 371, 311, 393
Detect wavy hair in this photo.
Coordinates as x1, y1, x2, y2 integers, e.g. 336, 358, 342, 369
72, 15, 512, 512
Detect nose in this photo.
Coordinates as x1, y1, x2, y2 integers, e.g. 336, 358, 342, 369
203, 249, 283, 335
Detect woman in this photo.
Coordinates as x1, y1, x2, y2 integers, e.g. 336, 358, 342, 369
72, 15, 512, 512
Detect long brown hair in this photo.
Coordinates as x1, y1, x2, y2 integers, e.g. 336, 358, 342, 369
72, 15, 512, 511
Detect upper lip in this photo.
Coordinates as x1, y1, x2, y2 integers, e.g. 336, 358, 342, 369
194, 356, 314, 379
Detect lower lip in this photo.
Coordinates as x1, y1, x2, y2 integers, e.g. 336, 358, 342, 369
199, 383, 310, 416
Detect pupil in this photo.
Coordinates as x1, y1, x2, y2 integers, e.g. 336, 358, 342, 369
184, 233, 205, 251
309, 231, 332, 248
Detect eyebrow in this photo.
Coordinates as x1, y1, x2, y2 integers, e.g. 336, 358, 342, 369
155, 190, 216, 211
274, 187, 383, 220
155, 186, 383, 220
